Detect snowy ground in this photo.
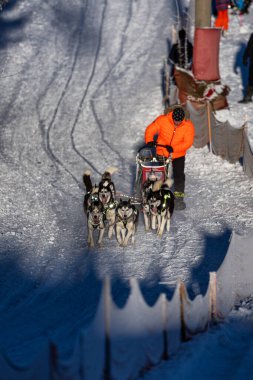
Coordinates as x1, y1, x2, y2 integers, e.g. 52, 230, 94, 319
0, 0, 253, 377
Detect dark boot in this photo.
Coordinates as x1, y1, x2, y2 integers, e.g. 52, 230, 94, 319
174, 191, 186, 210
238, 86, 253, 103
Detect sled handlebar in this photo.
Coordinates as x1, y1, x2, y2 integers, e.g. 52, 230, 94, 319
137, 143, 172, 153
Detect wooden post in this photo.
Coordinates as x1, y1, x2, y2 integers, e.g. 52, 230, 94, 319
209, 272, 217, 321
104, 277, 111, 380
195, 0, 212, 28
179, 282, 187, 342
206, 101, 213, 153
163, 59, 170, 111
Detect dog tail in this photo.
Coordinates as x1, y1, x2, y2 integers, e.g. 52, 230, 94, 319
152, 180, 163, 192
102, 166, 118, 180
83, 170, 93, 193
164, 178, 174, 189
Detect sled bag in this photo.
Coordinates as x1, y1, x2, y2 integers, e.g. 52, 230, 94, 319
141, 164, 166, 184
192, 28, 221, 81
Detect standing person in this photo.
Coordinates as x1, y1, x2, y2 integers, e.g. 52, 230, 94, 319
235, 0, 252, 14
239, 33, 253, 103
214, 0, 230, 32
241, 0, 252, 14
145, 107, 195, 210
168, 29, 193, 71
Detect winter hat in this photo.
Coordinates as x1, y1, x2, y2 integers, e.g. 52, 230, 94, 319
172, 107, 185, 122
178, 29, 186, 40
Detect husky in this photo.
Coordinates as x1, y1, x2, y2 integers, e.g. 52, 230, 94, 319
98, 167, 118, 238
141, 170, 161, 231
147, 179, 174, 237
98, 168, 117, 204
142, 173, 173, 233
115, 199, 139, 247
83, 167, 118, 240
87, 199, 105, 247
83, 170, 99, 212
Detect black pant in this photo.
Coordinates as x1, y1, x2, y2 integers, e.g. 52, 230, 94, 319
172, 156, 185, 194
157, 155, 185, 194
248, 63, 253, 87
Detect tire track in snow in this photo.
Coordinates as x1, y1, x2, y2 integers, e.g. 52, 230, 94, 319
74, 0, 155, 173
69, 0, 109, 176
85, 0, 149, 172
38, 0, 100, 186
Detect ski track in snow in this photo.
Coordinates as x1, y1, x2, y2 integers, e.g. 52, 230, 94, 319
0, 0, 253, 368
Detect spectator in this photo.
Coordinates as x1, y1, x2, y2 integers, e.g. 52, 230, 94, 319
214, 0, 230, 32
240, 0, 252, 14
239, 33, 253, 103
168, 29, 193, 71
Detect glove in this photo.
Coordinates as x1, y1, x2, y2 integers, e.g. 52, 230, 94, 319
166, 145, 173, 153
147, 141, 155, 147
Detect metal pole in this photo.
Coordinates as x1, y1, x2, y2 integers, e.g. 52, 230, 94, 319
195, 0, 212, 28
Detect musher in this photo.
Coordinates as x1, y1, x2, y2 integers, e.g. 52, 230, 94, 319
144, 107, 195, 210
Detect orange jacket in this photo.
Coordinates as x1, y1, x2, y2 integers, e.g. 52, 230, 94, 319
145, 112, 195, 159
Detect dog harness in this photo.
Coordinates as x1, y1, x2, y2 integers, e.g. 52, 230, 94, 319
103, 200, 118, 212
161, 193, 171, 212
116, 208, 138, 228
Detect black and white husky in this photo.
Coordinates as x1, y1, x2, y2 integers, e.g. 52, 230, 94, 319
98, 168, 118, 238
83, 167, 118, 242
115, 199, 139, 247
141, 171, 162, 231
147, 179, 174, 237
142, 172, 173, 232
86, 200, 105, 247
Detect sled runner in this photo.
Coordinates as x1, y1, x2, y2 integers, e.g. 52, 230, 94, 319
134, 144, 172, 195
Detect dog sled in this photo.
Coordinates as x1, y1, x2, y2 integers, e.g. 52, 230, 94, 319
134, 144, 172, 196
83, 150, 174, 247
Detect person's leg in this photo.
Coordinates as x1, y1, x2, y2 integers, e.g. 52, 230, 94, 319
241, 0, 252, 14
223, 9, 229, 31
239, 64, 253, 103
248, 63, 253, 87
172, 156, 186, 210
214, 10, 222, 27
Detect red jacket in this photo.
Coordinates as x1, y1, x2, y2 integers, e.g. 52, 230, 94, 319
145, 112, 195, 159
